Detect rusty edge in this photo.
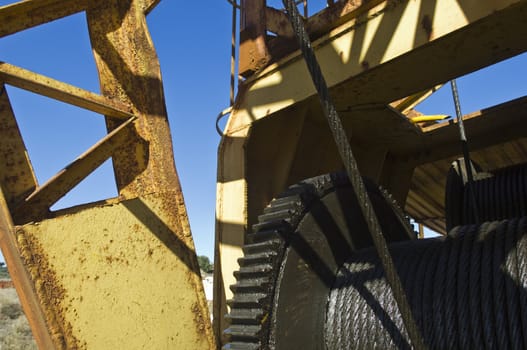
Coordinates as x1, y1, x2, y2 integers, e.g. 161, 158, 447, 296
0, 189, 56, 349
0, 62, 134, 120
0, 84, 39, 208
14, 116, 137, 224
15, 224, 82, 349
0, 0, 91, 38
0, 0, 160, 39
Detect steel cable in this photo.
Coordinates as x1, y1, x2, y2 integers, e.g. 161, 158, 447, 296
444, 228, 460, 349
505, 218, 522, 350
456, 222, 473, 349
450, 79, 480, 224
280, 1, 425, 348
326, 218, 527, 349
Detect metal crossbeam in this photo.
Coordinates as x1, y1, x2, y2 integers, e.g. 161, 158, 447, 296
14, 116, 136, 223
0, 0, 91, 38
0, 62, 134, 119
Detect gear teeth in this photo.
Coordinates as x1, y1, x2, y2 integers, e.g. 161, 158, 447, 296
234, 264, 273, 280
228, 293, 268, 308
224, 324, 262, 341
230, 278, 271, 294
222, 341, 260, 350
226, 308, 265, 324
378, 186, 415, 239
242, 239, 281, 254
247, 229, 284, 243
252, 219, 291, 232
224, 171, 412, 348
263, 196, 302, 213
257, 209, 295, 224
238, 251, 278, 267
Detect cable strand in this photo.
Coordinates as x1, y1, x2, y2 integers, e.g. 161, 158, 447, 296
281, 0, 426, 348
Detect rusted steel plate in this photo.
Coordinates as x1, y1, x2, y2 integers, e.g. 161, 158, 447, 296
85, 1, 215, 348
239, 0, 270, 76
16, 191, 213, 349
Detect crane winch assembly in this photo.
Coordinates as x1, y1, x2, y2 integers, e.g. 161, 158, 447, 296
1, 0, 527, 349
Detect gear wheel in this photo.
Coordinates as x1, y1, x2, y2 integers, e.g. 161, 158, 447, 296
224, 172, 414, 349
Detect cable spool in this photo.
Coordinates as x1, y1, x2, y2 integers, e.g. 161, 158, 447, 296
325, 217, 527, 349
461, 164, 527, 225
446, 161, 527, 231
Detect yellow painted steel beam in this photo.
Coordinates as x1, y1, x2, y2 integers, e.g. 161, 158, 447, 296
406, 96, 527, 164
84, 0, 215, 347
86, 1, 182, 197
0, 62, 134, 120
410, 115, 449, 123
13, 116, 136, 224
0, 190, 54, 349
0, 0, 91, 38
0, 85, 38, 209
228, 0, 527, 133
391, 85, 442, 115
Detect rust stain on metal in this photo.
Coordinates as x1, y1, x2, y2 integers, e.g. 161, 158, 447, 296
0, 84, 37, 210
15, 227, 84, 350
86, 1, 181, 199
192, 301, 207, 333
156, 191, 214, 339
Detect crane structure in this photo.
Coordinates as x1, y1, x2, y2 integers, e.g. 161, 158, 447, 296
0, 0, 526, 349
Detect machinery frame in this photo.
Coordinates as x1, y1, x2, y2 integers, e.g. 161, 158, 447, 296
0, 0, 526, 348
215, 0, 527, 343
0, 1, 214, 348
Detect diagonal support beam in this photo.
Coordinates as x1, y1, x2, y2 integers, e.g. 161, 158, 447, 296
143, 0, 161, 15
404, 96, 527, 164
0, 62, 134, 119
0, 0, 92, 38
0, 84, 38, 208
13, 116, 136, 224
390, 86, 442, 115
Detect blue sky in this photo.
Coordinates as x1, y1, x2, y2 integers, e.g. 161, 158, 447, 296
0, 1, 526, 263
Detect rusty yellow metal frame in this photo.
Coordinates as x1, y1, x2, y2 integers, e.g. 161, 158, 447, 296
214, 0, 527, 342
0, 62, 134, 119
0, 0, 215, 349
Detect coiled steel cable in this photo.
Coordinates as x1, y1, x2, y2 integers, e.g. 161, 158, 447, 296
447, 163, 527, 230
326, 217, 527, 349
460, 165, 527, 225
